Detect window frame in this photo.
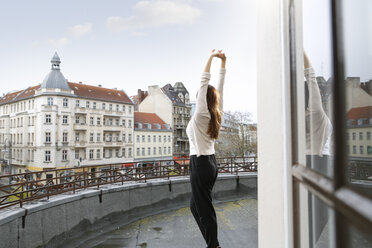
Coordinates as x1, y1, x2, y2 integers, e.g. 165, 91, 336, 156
289, 1, 372, 247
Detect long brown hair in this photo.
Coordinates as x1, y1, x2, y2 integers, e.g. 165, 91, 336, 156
206, 85, 222, 139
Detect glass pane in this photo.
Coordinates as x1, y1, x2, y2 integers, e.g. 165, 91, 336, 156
303, 0, 334, 178
343, 0, 372, 198
297, 184, 335, 248
346, 221, 372, 248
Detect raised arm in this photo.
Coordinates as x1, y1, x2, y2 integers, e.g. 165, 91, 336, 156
196, 50, 223, 115
304, 52, 324, 113
216, 52, 226, 112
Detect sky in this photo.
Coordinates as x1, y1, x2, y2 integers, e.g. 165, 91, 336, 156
0, 0, 257, 121
303, 0, 372, 81
1, 0, 370, 124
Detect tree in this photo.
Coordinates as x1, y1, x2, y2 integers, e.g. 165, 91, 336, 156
215, 111, 257, 157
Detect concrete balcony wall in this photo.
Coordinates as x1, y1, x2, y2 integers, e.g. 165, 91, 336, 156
0, 174, 256, 248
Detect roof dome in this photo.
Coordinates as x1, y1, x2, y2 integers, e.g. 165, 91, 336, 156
41, 52, 71, 91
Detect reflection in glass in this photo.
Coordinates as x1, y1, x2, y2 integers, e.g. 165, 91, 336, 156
299, 185, 335, 248
343, 0, 372, 198
303, 0, 334, 179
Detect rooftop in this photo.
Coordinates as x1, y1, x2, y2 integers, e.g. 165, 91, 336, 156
79, 198, 258, 248
134, 112, 171, 130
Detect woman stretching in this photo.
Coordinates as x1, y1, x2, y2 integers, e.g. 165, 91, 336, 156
186, 49, 226, 248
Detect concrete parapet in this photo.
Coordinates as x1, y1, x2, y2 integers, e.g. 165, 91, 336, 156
0, 173, 257, 248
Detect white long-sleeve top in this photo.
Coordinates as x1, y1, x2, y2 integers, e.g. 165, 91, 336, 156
186, 68, 226, 157
305, 67, 333, 156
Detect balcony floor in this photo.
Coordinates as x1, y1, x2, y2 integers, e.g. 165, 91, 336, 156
79, 198, 258, 248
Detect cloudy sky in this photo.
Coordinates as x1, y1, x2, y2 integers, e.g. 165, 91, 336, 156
0, 0, 257, 120
303, 0, 372, 81
1, 0, 370, 123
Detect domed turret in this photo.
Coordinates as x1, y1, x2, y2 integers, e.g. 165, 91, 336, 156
41, 52, 71, 91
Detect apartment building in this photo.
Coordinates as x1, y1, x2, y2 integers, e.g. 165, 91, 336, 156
0, 53, 134, 174
137, 82, 191, 157
134, 112, 173, 164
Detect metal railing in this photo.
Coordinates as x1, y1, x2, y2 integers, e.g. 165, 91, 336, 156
0, 156, 257, 210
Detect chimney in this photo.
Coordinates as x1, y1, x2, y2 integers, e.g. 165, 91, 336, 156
98, 84, 102, 87
79, 82, 83, 84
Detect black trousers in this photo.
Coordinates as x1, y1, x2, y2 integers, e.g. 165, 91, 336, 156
190, 154, 219, 248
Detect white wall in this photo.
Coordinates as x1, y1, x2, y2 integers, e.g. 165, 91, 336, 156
257, 0, 293, 247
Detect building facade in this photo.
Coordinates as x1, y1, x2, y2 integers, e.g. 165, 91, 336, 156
0, 53, 134, 174
133, 112, 173, 164
137, 82, 191, 157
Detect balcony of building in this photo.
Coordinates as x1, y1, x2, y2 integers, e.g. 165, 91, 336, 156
74, 107, 88, 114
74, 123, 87, 130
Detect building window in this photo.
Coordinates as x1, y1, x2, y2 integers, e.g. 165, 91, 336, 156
168, 135, 171, 142
122, 148, 126, 157
129, 106, 132, 113
359, 132, 363, 140
93, 102, 96, 109
159, 135, 161, 142
97, 117, 101, 125
96, 149, 100, 159
122, 119, 126, 127
123, 105, 126, 112
153, 147, 156, 155
159, 147, 162, 155
90, 133, 94, 142
109, 149, 112, 158
46, 114, 51, 123
76, 100, 80, 107
45, 132, 51, 143
47, 97, 53, 106
75, 150, 79, 159
367, 132, 371, 140
97, 133, 101, 142
114, 133, 119, 141
353, 145, 356, 154
128, 148, 132, 157
360, 146, 364, 154
352, 132, 356, 140
102, 103, 106, 110
122, 133, 126, 142
128, 134, 132, 142
90, 117, 94, 125
115, 148, 119, 157
85, 101, 89, 108
164, 135, 166, 142
75, 132, 79, 142
142, 148, 145, 156
63, 98, 68, 107
168, 147, 171, 154
109, 104, 113, 110
153, 135, 156, 142
45, 151, 51, 162
164, 147, 166, 154
148, 147, 151, 155
115, 119, 119, 126
62, 150, 68, 161
142, 135, 145, 142
148, 135, 151, 142
63, 132, 68, 142
109, 119, 113, 126
137, 148, 140, 156
128, 120, 132, 127
89, 149, 94, 159
137, 135, 140, 142
62, 115, 68, 124
75, 116, 80, 124
116, 104, 119, 111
